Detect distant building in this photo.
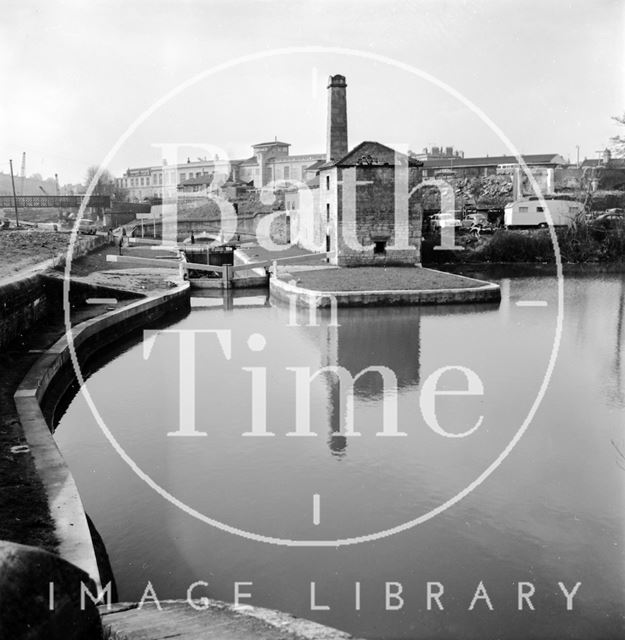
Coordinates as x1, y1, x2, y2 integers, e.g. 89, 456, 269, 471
421, 153, 566, 179
116, 159, 217, 201
413, 146, 464, 162
233, 141, 324, 188
117, 144, 325, 201
179, 173, 214, 193
580, 148, 625, 191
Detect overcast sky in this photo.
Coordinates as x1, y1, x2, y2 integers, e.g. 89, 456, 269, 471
1, 0, 623, 184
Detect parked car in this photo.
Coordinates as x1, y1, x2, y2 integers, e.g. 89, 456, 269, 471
590, 211, 625, 233
461, 213, 488, 229
77, 219, 98, 235
430, 213, 461, 229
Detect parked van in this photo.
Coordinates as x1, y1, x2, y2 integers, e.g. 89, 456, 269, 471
77, 219, 98, 234
504, 196, 584, 229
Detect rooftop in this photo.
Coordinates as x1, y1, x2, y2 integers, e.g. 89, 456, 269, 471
324, 141, 423, 168
252, 140, 291, 148
422, 153, 566, 169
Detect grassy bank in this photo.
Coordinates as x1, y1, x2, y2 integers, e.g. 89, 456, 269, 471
422, 225, 625, 265
279, 266, 489, 291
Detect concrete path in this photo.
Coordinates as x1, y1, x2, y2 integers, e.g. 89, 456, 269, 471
100, 600, 361, 640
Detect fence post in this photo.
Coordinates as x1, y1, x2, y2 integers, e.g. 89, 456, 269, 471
223, 264, 232, 289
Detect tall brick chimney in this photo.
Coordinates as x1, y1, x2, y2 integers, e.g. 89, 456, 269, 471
326, 74, 348, 162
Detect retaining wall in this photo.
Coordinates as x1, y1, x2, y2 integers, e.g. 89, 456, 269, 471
13, 283, 191, 587
0, 234, 108, 350
270, 274, 501, 307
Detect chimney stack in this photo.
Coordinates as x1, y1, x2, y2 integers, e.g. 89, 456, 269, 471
326, 74, 348, 163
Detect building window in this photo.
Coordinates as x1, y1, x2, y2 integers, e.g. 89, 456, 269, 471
284, 166, 290, 180
537, 206, 544, 212
326, 175, 330, 190
180, 173, 186, 181
519, 206, 529, 213
374, 240, 387, 255
326, 203, 330, 222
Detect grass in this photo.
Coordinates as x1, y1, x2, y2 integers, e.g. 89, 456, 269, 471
280, 266, 488, 291
240, 243, 322, 264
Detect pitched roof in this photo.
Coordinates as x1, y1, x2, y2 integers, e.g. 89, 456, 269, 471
581, 159, 602, 168
305, 159, 327, 172
324, 141, 423, 168
581, 158, 625, 170
422, 153, 566, 170
271, 153, 325, 163
239, 156, 259, 166
252, 140, 290, 148
306, 175, 320, 189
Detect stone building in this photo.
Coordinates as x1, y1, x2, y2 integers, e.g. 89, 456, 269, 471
233, 141, 324, 188
580, 148, 625, 190
117, 144, 325, 201
292, 74, 424, 267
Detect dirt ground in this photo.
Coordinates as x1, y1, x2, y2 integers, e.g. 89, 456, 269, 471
0, 230, 70, 279
61, 244, 181, 293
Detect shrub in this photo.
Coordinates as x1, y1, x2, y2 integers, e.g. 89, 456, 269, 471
421, 224, 625, 265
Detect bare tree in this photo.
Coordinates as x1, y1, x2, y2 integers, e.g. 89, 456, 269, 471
84, 165, 127, 202
610, 113, 625, 157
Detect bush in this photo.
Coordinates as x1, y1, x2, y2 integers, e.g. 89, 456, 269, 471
421, 224, 625, 265
475, 229, 553, 262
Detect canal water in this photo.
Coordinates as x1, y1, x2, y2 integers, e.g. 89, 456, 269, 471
55, 272, 625, 639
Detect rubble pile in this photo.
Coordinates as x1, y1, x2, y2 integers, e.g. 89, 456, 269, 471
452, 175, 513, 207
422, 175, 514, 210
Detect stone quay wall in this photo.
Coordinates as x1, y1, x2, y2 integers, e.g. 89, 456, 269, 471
13, 283, 191, 586
0, 234, 108, 351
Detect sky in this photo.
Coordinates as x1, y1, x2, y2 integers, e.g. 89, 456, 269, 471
1, 0, 624, 184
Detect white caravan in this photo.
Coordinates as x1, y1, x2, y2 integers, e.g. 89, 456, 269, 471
504, 196, 584, 229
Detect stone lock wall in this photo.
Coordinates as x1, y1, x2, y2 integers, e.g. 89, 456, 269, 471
0, 274, 50, 349
0, 235, 107, 351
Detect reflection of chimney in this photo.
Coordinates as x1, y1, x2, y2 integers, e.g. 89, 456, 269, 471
326, 75, 348, 162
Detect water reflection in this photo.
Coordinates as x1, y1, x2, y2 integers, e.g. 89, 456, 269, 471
190, 287, 271, 309
53, 274, 625, 640
320, 307, 421, 458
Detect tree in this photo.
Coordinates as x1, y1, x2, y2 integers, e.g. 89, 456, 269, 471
84, 165, 127, 202
610, 113, 625, 157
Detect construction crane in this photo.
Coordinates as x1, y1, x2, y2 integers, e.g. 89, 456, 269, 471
19, 152, 26, 195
